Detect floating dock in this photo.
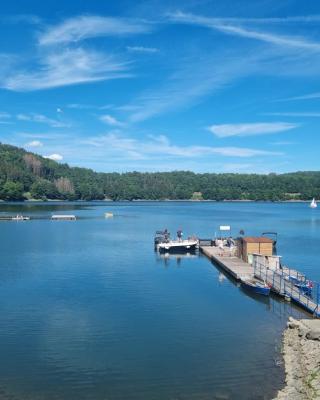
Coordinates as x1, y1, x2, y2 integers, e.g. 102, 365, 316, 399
0, 215, 30, 221
51, 215, 76, 220
200, 245, 320, 317
201, 246, 254, 280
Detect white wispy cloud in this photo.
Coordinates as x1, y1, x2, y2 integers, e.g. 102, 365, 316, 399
39, 15, 151, 46
126, 46, 159, 53
279, 92, 320, 101
99, 114, 124, 127
67, 103, 92, 109
84, 133, 281, 159
2, 48, 130, 91
0, 111, 11, 124
44, 153, 63, 161
263, 112, 320, 117
208, 122, 297, 138
2, 14, 42, 25
0, 111, 11, 119
25, 140, 43, 147
271, 140, 297, 145
169, 12, 320, 51
16, 113, 70, 128
17, 132, 66, 140
185, 16, 320, 24
127, 50, 260, 122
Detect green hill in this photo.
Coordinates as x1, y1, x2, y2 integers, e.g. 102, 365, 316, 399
0, 142, 320, 201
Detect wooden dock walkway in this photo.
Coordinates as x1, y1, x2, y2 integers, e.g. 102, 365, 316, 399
254, 262, 320, 317
200, 246, 254, 280
200, 245, 320, 317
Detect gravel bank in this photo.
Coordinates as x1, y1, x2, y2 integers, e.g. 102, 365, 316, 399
274, 317, 320, 400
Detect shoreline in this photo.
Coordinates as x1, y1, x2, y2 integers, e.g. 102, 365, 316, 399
0, 199, 315, 203
274, 318, 320, 400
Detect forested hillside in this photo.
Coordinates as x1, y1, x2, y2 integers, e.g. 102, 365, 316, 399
0, 143, 319, 201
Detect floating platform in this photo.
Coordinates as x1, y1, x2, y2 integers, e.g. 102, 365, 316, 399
0, 215, 30, 221
51, 215, 76, 220
200, 246, 254, 281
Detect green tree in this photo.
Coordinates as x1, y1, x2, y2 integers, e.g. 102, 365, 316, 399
0, 181, 24, 200
30, 179, 60, 199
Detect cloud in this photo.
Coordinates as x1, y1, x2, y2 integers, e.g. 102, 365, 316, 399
271, 140, 297, 145
67, 103, 95, 110
25, 140, 43, 147
279, 92, 320, 101
84, 133, 281, 159
208, 122, 297, 138
39, 15, 151, 46
16, 113, 70, 128
169, 12, 320, 51
127, 50, 260, 122
44, 153, 63, 161
0, 111, 10, 119
99, 114, 124, 127
0, 111, 11, 123
263, 112, 320, 117
17, 132, 65, 140
2, 48, 130, 91
2, 14, 42, 25
126, 46, 159, 53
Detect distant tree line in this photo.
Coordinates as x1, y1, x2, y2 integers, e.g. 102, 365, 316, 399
0, 143, 320, 201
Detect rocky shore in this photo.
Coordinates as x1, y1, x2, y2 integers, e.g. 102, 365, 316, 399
274, 318, 320, 400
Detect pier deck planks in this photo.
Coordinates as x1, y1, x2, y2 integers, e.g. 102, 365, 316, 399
200, 246, 254, 280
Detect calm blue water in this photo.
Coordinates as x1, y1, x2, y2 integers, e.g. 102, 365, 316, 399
0, 201, 318, 400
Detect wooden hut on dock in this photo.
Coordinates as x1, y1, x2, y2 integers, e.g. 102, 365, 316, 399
238, 237, 274, 264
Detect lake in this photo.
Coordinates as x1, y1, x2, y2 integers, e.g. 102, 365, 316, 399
0, 201, 318, 400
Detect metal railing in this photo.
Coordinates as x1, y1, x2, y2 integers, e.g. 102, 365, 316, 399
254, 259, 320, 317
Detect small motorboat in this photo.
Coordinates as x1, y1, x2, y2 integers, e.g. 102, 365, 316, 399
241, 278, 271, 296
157, 239, 198, 253
261, 231, 277, 251
105, 212, 114, 218
12, 214, 30, 221
287, 275, 313, 296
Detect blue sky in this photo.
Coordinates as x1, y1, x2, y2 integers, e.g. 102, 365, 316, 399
0, 0, 320, 173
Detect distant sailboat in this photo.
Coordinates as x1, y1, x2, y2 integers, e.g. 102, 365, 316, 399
310, 198, 317, 208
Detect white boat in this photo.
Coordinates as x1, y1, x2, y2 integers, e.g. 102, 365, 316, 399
12, 214, 30, 221
105, 212, 114, 218
157, 239, 198, 253
310, 198, 317, 209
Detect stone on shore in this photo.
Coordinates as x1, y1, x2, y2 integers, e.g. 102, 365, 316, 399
274, 318, 320, 400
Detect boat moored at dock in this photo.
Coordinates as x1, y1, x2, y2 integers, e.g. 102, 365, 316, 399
158, 239, 198, 253
241, 278, 271, 296
155, 228, 198, 253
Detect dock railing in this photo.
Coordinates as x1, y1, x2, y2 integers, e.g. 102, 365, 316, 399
253, 258, 320, 317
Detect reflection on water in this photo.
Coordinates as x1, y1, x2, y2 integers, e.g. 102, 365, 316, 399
0, 201, 317, 400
